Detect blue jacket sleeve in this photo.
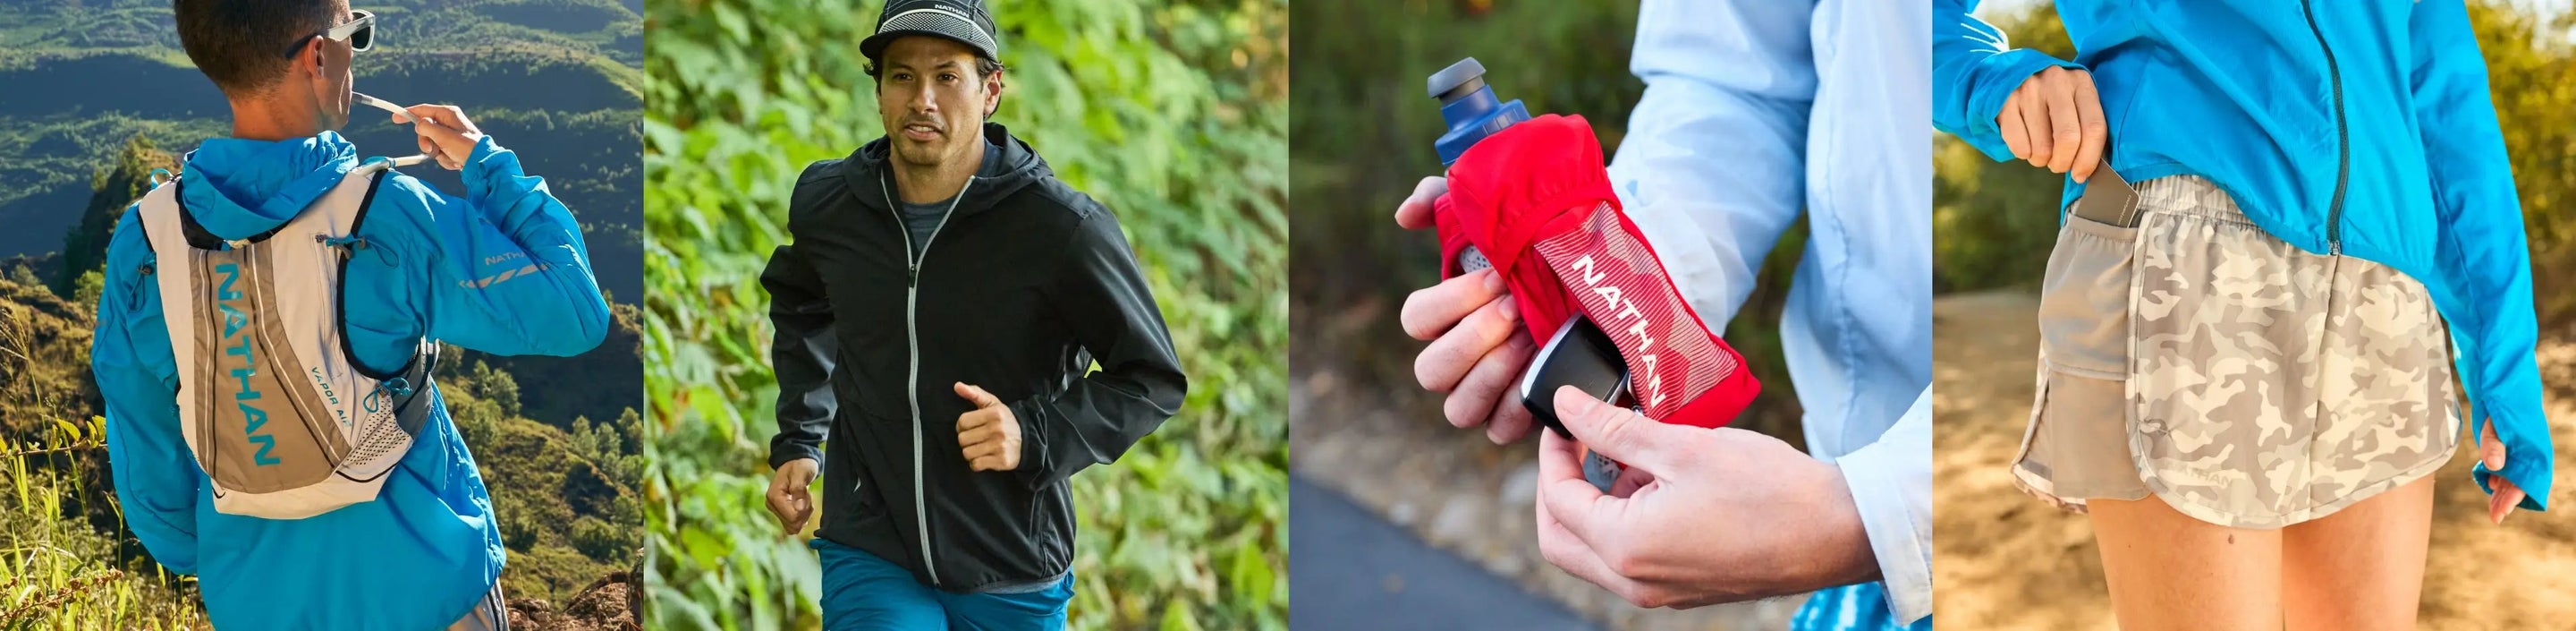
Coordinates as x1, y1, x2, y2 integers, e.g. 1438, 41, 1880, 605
92, 206, 202, 574
406, 136, 611, 356
1604, 0, 1817, 329
2410, 0, 2549, 511
1932, 0, 2083, 162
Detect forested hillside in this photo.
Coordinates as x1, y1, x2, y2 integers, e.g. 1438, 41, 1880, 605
1, 0, 644, 626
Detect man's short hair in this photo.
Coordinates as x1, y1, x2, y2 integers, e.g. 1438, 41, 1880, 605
174, 0, 340, 94
864, 54, 1008, 83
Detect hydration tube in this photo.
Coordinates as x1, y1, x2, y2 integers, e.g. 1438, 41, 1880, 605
352, 92, 436, 168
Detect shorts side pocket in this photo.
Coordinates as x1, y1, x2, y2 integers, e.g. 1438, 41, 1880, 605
2035, 214, 2141, 379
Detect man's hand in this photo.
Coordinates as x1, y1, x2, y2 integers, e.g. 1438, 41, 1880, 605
2483, 422, 2526, 524
1533, 387, 1878, 609
399, 104, 487, 171
954, 382, 1022, 472
1394, 175, 1539, 444
1996, 65, 2107, 183
766, 457, 819, 536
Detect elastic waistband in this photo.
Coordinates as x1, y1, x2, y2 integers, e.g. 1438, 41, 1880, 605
2133, 175, 2251, 226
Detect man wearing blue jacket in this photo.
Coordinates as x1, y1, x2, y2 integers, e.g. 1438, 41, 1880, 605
1936, 1, 2546, 628
91, 0, 609, 628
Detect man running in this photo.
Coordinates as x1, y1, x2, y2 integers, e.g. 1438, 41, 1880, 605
758, 1, 1189, 628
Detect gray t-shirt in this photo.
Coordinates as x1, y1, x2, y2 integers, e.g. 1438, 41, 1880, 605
894, 144, 999, 264
897, 196, 951, 264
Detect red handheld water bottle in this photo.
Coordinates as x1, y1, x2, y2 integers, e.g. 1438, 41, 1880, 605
1425, 58, 1761, 442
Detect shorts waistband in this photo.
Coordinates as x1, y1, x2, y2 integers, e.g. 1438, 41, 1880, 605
2133, 175, 2251, 226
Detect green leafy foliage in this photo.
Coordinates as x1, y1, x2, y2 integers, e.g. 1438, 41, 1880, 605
641, 0, 1286, 628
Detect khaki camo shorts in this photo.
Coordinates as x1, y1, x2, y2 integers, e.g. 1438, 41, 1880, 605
2011, 175, 2461, 529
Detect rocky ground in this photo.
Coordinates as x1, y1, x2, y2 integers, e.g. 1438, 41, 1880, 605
507, 569, 641, 631
1932, 291, 2576, 630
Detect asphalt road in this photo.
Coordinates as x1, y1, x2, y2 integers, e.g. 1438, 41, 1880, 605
1289, 475, 1598, 631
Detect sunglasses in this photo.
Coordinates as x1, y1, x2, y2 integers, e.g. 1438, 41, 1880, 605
280, 10, 376, 58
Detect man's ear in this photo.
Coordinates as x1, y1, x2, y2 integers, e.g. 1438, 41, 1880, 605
983, 70, 1004, 118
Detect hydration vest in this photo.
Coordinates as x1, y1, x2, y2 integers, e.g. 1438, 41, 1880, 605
133, 164, 437, 520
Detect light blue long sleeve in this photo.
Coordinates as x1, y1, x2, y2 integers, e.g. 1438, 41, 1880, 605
1609, 0, 1934, 623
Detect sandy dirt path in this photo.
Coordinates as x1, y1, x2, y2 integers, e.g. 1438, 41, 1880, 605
1932, 291, 2576, 630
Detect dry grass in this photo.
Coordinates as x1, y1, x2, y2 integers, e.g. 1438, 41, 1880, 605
0, 417, 206, 630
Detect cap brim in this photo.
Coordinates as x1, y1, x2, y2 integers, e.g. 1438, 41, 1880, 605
860, 9, 999, 63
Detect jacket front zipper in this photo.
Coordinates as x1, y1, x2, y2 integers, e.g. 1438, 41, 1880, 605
877, 173, 976, 587
2298, 0, 2351, 255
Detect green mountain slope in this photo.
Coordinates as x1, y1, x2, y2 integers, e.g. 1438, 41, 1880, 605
0, 19, 648, 618
0, 0, 644, 301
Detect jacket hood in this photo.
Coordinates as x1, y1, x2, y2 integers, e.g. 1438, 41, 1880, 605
840, 122, 1048, 217
176, 132, 360, 240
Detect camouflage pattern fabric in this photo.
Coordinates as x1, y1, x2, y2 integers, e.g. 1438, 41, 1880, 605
445, 584, 509, 631
2013, 175, 2459, 529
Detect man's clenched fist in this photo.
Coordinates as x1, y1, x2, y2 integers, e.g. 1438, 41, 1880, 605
954, 382, 1022, 472
766, 457, 819, 535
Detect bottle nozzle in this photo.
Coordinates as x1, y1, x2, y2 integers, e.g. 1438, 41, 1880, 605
1428, 57, 1490, 104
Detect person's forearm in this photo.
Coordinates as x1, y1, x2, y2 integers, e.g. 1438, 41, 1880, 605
1008, 362, 1184, 488
2408, 0, 2552, 511
1012, 212, 1187, 487
762, 243, 836, 468
1793, 464, 1885, 593
423, 138, 610, 355
1831, 388, 1936, 622
1932, 0, 2082, 161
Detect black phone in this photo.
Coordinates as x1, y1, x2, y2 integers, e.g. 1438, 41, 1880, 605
1520, 316, 1630, 439
2069, 165, 2141, 227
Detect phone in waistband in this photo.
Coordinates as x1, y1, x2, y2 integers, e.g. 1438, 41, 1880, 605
2068, 164, 2141, 228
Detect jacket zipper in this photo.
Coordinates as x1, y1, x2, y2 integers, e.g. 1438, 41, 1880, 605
878, 173, 976, 587
2298, 0, 2351, 255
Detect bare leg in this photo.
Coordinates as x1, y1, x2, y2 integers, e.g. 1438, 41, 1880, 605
2280, 474, 2434, 631
2089, 493, 2283, 631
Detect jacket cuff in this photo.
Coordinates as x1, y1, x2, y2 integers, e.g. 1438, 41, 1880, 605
459, 135, 518, 192
1834, 391, 1934, 624
1008, 398, 1052, 488
1962, 50, 2085, 163
768, 443, 822, 470
2472, 406, 2553, 511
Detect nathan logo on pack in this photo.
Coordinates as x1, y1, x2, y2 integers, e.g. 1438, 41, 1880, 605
210, 261, 284, 466
135, 161, 439, 520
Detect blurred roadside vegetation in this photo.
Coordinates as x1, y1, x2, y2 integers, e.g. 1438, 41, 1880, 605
1289, 0, 1813, 439
641, 0, 1287, 628
1936, 2, 2576, 335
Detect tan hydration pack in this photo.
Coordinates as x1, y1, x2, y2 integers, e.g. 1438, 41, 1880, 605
133, 164, 437, 520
